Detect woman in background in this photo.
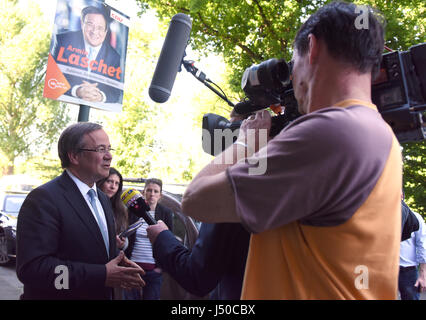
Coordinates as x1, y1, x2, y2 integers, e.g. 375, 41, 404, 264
97, 167, 129, 300
97, 167, 128, 239
124, 178, 174, 300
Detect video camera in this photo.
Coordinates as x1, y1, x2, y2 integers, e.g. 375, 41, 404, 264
202, 43, 426, 156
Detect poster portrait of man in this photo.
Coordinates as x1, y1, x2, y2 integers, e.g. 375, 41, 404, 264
44, 0, 130, 112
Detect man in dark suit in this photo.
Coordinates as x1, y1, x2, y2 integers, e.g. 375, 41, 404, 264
51, 6, 122, 103
16, 122, 144, 299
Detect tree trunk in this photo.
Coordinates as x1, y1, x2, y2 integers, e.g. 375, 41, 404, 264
6, 164, 14, 175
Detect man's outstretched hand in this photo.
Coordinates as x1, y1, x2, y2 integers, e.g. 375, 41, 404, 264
105, 251, 145, 289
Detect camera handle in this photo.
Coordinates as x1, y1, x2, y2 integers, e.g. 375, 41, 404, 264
182, 59, 235, 107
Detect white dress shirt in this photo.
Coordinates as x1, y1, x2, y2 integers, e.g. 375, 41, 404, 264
400, 211, 426, 267
66, 170, 109, 239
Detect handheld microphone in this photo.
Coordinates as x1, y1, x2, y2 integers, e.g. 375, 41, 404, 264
121, 189, 157, 225
149, 13, 192, 103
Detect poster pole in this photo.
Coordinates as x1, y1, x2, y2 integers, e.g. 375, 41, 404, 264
78, 105, 90, 122
78, 0, 103, 122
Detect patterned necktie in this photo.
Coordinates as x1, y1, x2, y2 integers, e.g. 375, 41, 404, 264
87, 189, 109, 256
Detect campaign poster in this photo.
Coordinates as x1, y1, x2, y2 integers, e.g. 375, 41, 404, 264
43, 0, 130, 112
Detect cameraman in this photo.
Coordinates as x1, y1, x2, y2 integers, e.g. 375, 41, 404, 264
182, 1, 402, 299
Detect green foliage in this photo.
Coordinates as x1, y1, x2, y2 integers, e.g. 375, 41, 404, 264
135, 0, 425, 215
402, 141, 426, 219
136, 0, 425, 91
16, 151, 63, 183
136, 0, 305, 92
358, 0, 425, 49
0, 0, 70, 174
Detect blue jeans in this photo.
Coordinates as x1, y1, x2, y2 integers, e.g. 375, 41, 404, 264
398, 266, 419, 300
124, 270, 163, 300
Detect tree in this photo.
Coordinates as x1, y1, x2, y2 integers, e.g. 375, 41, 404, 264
136, 0, 424, 88
0, 0, 70, 175
403, 142, 426, 215
135, 0, 425, 215
16, 151, 63, 183
136, 0, 309, 92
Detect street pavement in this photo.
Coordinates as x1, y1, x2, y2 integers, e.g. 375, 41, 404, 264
1, 261, 425, 300
0, 262, 23, 300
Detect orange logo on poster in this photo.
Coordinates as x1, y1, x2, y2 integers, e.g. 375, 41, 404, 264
48, 78, 68, 90
43, 54, 71, 100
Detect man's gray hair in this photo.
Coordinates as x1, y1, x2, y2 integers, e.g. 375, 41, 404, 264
58, 122, 103, 168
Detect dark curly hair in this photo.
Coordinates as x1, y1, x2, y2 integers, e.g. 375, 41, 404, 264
293, 1, 386, 79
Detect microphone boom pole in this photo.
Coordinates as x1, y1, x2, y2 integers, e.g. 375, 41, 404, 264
182, 60, 234, 107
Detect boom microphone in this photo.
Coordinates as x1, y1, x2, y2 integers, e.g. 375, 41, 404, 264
121, 189, 157, 225
149, 13, 192, 103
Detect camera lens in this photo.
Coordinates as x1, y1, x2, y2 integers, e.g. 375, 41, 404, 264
250, 59, 291, 91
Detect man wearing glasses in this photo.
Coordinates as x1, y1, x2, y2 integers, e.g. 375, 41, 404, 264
16, 122, 145, 299
51, 6, 122, 103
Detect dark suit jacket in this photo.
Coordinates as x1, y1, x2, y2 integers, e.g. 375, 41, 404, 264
16, 171, 117, 300
51, 30, 122, 103
125, 203, 174, 258
401, 200, 419, 241
152, 223, 250, 300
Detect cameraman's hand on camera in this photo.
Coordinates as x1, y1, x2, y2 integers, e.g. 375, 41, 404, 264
229, 108, 247, 122
236, 110, 271, 155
